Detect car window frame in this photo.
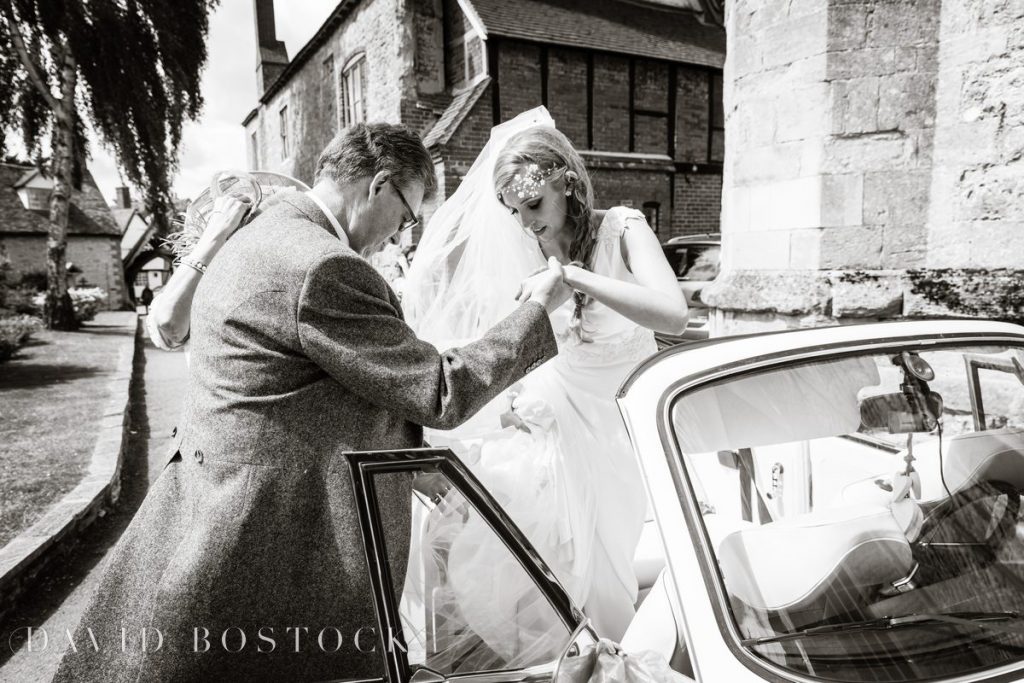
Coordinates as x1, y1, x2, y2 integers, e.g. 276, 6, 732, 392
346, 447, 592, 683
648, 331, 1024, 683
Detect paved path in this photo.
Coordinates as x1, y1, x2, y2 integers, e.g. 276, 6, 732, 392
0, 323, 188, 682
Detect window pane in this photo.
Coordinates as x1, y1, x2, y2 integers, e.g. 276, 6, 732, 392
372, 468, 571, 677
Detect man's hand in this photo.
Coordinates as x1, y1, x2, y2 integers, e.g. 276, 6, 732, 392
412, 471, 452, 505
516, 257, 572, 314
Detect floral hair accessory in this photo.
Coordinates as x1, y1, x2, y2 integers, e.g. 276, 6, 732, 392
498, 164, 567, 202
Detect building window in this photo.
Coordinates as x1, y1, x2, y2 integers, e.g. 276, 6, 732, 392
279, 105, 290, 158
323, 54, 337, 128
134, 272, 147, 287
341, 55, 367, 128
642, 201, 661, 234
21, 188, 50, 211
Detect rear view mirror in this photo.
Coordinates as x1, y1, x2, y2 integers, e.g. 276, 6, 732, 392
859, 392, 943, 434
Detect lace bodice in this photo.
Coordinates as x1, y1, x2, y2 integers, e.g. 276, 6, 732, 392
549, 207, 657, 365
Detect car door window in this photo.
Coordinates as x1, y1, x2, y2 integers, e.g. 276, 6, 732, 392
368, 467, 574, 679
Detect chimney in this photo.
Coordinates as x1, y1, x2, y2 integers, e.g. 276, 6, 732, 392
253, 0, 289, 94
115, 186, 132, 209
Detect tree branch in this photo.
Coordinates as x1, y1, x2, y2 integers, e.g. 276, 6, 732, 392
1, 5, 67, 122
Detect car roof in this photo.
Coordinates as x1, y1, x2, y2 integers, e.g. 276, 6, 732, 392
618, 318, 1024, 400
663, 233, 721, 245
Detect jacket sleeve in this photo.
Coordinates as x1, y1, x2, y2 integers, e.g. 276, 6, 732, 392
297, 251, 558, 430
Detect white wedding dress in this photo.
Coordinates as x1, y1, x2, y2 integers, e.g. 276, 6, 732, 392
443, 206, 655, 636
402, 108, 654, 663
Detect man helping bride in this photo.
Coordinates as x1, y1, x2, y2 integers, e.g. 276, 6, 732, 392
402, 107, 688, 664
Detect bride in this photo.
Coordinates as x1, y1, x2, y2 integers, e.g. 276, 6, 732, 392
403, 107, 687, 649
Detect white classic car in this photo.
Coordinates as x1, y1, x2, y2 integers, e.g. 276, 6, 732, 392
343, 319, 1024, 682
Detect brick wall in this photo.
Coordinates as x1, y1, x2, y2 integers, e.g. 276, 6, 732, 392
592, 53, 631, 151
546, 48, 588, 147
676, 69, 710, 163
245, 0, 408, 185
1, 235, 127, 309
590, 168, 673, 237
498, 41, 543, 122
673, 173, 722, 236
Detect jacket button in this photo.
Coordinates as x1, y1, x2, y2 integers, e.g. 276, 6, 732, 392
194, 449, 204, 464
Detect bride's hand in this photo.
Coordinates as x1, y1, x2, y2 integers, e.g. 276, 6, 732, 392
198, 195, 252, 247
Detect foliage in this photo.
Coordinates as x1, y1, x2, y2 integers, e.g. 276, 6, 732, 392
0, 0, 220, 230
0, 313, 42, 362
0, 0, 220, 328
16, 269, 47, 292
31, 286, 106, 322
0, 242, 9, 309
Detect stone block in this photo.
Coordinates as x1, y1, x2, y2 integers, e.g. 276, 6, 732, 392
701, 269, 832, 314
862, 170, 930, 227
823, 130, 914, 173
880, 222, 928, 268
820, 225, 883, 269
750, 176, 823, 230
903, 287, 954, 317
831, 77, 880, 134
964, 221, 1024, 268
956, 161, 1024, 223
894, 47, 919, 72
866, 0, 941, 49
761, 11, 829, 69
827, 4, 868, 51
826, 48, 896, 80
831, 272, 904, 317
775, 83, 830, 143
789, 227, 823, 268
821, 173, 864, 227
977, 0, 1024, 29
932, 120, 1002, 166
940, 28, 1009, 67
877, 73, 936, 130
729, 230, 792, 269
733, 142, 804, 183
723, 184, 753, 232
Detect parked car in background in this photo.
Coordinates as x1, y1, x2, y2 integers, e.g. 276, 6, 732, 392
658, 234, 721, 347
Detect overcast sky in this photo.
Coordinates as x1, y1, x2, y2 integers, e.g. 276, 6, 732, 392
85, 0, 338, 206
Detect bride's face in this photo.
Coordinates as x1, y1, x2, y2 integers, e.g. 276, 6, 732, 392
502, 173, 571, 249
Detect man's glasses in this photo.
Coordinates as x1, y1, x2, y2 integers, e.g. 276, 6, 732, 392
391, 181, 420, 233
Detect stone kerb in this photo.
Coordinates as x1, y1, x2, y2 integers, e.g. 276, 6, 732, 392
0, 314, 141, 623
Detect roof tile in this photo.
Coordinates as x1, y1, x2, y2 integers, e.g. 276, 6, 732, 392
468, 0, 725, 67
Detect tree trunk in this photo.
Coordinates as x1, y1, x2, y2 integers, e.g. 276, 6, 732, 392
43, 46, 78, 331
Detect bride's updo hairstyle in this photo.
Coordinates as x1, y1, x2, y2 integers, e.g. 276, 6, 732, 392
493, 126, 598, 269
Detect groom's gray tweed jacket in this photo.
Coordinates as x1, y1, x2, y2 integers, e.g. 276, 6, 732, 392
54, 192, 557, 683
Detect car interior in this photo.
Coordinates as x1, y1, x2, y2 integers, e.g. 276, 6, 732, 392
626, 346, 1024, 680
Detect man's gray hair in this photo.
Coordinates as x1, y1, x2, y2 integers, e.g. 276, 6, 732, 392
315, 122, 437, 200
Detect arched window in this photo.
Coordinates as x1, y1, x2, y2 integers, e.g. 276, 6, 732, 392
341, 54, 368, 128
